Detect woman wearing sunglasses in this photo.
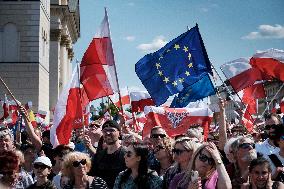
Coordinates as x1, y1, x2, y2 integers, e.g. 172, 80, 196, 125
61, 152, 108, 189
113, 143, 162, 189
164, 137, 199, 189
171, 143, 231, 189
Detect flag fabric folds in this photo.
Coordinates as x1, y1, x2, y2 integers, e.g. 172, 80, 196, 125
220, 58, 266, 92
80, 8, 118, 101
143, 106, 213, 139
250, 48, 284, 82
130, 91, 155, 112
110, 88, 130, 108
135, 24, 212, 106
170, 74, 215, 108
51, 65, 83, 148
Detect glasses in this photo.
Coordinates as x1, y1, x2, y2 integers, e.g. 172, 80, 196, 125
265, 124, 277, 130
154, 145, 165, 153
102, 128, 117, 133
125, 151, 134, 158
238, 143, 255, 149
72, 159, 87, 167
198, 153, 214, 166
34, 164, 49, 170
172, 148, 187, 155
151, 134, 166, 139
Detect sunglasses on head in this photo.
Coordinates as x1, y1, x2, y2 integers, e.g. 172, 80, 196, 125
151, 134, 166, 139
238, 143, 255, 149
198, 153, 214, 166
125, 151, 134, 158
72, 159, 87, 167
34, 164, 49, 170
154, 145, 165, 153
172, 148, 187, 155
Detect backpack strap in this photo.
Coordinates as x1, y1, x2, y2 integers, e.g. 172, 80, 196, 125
268, 154, 284, 168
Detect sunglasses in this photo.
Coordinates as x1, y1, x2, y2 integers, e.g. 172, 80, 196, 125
198, 153, 214, 166
125, 151, 134, 158
154, 145, 165, 153
102, 128, 117, 133
34, 164, 49, 170
172, 148, 187, 155
238, 143, 255, 149
72, 159, 87, 167
265, 124, 276, 130
151, 134, 166, 139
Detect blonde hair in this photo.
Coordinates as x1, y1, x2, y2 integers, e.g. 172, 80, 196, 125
61, 152, 92, 181
178, 144, 217, 188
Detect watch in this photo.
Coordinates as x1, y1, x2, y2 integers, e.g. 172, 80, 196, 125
216, 159, 223, 165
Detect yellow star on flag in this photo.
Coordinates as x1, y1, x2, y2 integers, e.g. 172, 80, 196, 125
183, 46, 188, 52
188, 53, 191, 59
156, 63, 161, 69
163, 77, 169, 83
185, 71, 190, 76
188, 63, 193, 68
174, 44, 180, 50
158, 70, 163, 76
179, 78, 185, 83
172, 81, 178, 86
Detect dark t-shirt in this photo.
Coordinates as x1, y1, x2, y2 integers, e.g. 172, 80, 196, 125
90, 146, 126, 189
26, 180, 56, 189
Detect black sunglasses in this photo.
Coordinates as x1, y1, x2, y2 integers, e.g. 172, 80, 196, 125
172, 148, 187, 155
238, 143, 255, 149
34, 164, 49, 170
151, 134, 166, 139
198, 153, 214, 166
154, 145, 165, 153
72, 159, 87, 167
125, 151, 133, 158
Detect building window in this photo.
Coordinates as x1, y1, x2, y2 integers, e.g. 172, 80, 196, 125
1, 23, 19, 62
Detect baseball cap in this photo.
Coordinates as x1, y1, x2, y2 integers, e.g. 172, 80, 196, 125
34, 156, 52, 167
102, 120, 120, 131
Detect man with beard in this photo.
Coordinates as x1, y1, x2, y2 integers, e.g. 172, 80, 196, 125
255, 113, 282, 157
89, 120, 126, 189
226, 136, 258, 188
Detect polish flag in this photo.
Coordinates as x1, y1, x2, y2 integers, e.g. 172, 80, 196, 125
143, 106, 213, 139
130, 91, 155, 112
220, 58, 267, 92
110, 88, 130, 108
136, 112, 147, 123
9, 100, 18, 111
280, 100, 284, 113
251, 48, 284, 82
51, 65, 83, 148
80, 8, 118, 101
241, 105, 255, 133
0, 94, 9, 121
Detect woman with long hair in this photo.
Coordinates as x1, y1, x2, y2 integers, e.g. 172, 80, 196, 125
61, 152, 108, 189
113, 143, 162, 189
163, 137, 199, 189
241, 157, 284, 189
170, 142, 231, 189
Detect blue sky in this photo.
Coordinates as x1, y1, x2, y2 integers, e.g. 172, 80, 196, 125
73, 0, 284, 92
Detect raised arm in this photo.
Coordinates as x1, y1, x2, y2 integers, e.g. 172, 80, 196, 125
218, 99, 227, 151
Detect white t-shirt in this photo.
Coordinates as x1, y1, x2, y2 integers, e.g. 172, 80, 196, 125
267, 152, 284, 175
255, 139, 280, 157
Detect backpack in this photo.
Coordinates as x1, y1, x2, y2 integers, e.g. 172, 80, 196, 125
268, 154, 284, 182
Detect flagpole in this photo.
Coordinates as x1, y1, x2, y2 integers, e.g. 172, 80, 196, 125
104, 7, 124, 115
0, 76, 20, 107
261, 82, 284, 117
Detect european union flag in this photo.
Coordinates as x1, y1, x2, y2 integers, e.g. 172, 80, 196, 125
170, 74, 216, 108
135, 24, 212, 106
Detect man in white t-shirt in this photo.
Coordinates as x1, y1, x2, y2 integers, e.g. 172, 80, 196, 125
255, 114, 281, 157
267, 125, 284, 181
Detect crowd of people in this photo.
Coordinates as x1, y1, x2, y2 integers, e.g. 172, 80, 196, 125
1, 100, 284, 189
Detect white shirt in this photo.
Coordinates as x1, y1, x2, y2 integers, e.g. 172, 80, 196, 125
267, 152, 284, 175
255, 139, 280, 157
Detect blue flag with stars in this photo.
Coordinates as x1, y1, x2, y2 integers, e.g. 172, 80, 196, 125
170, 74, 216, 108
135, 24, 212, 105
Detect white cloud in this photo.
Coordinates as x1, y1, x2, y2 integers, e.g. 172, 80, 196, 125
137, 35, 168, 53
124, 36, 136, 42
242, 24, 284, 39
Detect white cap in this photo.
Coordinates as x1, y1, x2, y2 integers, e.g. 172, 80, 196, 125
34, 156, 52, 167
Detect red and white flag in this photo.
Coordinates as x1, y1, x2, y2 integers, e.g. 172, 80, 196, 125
130, 91, 155, 112
220, 58, 266, 92
0, 94, 9, 121
50, 65, 83, 148
143, 106, 213, 139
251, 48, 284, 82
110, 88, 130, 108
80, 8, 118, 101
241, 105, 255, 133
